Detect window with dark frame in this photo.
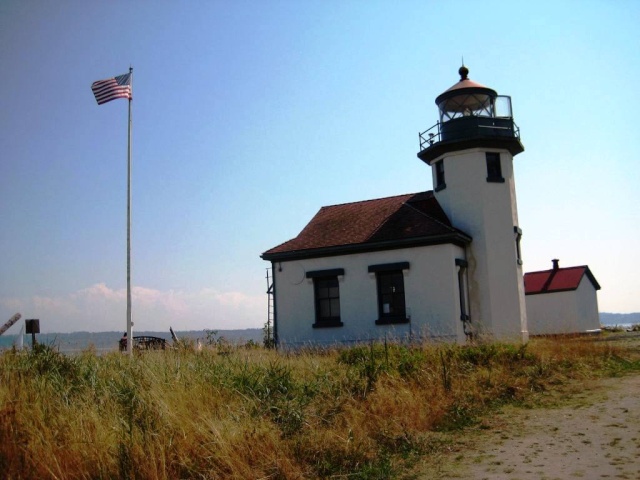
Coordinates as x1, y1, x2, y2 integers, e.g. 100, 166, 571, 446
306, 269, 344, 328
368, 262, 409, 325
435, 159, 446, 191
313, 277, 341, 327
377, 271, 406, 319
486, 152, 505, 183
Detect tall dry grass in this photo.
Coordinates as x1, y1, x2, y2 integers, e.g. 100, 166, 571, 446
0, 335, 638, 479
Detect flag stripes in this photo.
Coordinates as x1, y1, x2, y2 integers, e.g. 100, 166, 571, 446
91, 73, 132, 105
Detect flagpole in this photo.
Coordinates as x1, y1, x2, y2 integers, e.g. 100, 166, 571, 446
126, 66, 133, 355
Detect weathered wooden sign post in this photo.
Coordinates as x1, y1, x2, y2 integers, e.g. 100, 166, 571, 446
0, 313, 21, 337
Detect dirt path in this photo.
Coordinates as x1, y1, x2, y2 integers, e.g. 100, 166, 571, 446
419, 373, 640, 480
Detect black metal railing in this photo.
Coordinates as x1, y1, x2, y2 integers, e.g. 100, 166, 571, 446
419, 118, 520, 151
419, 123, 441, 150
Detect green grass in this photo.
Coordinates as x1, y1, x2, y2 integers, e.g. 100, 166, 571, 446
0, 334, 638, 479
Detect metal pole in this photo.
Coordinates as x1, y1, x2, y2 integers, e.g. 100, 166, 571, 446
126, 66, 133, 355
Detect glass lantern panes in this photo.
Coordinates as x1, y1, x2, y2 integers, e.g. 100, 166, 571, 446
439, 92, 496, 122
494, 95, 513, 118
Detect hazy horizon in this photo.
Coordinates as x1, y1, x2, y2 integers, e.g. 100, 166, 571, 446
1, 312, 637, 337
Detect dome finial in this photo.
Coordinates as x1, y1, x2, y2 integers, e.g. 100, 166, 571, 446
459, 58, 469, 80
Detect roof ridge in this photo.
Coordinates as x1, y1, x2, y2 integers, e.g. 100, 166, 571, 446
364, 196, 412, 241
365, 193, 456, 242
525, 265, 588, 275
402, 197, 457, 232
320, 192, 420, 210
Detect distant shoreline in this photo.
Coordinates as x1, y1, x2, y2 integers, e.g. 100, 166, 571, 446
0, 328, 263, 353
2, 319, 639, 354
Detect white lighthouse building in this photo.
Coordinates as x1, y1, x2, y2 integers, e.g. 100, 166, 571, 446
262, 66, 528, 347
417, 65, 528, 342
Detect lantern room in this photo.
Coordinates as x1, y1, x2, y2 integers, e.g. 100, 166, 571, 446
437, 65, 500, 120
418, 65, 524, 164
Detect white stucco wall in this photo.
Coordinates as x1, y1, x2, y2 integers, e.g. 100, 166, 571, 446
431, 148, 528, 341
576, 277, 600, 331
272, 244, 467, 348
526, 279, 600, 335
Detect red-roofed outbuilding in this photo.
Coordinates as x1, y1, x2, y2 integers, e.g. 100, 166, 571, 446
524, 259, 601, 335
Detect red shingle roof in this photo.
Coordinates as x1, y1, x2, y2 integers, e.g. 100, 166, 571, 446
524, 266, 601, 295
262, 191, 470, 260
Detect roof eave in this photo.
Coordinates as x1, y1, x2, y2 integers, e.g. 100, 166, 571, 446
418, 136, 525, 165
435, 85, 498, 105
584, 267, 602, 290
261, 232, 471, 263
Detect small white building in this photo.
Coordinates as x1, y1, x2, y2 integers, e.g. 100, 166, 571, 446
262, 66, 529, 348
524, 259, 601, 335
262, 192, 472, 347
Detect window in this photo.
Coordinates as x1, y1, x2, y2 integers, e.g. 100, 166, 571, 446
368, 262, 409, 325
377, 271, 406, 320
514, 226, 523, 265
435, 160, 446, 191
486, 152, 505, 183
313, 277, 342, 327
307, 269, 344, 328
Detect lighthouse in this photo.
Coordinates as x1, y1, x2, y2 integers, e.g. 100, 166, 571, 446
418, 65, 528, 342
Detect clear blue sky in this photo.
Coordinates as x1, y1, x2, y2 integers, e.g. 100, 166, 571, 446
1, 1, 639, 334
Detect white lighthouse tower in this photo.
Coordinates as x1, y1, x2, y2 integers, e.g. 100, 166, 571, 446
418, 65, 528, 342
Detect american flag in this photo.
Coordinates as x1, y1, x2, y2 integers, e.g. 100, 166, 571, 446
91, 72, 132, 105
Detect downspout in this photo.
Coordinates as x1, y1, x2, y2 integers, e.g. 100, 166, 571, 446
456, 255, 473, 342
271, 262, 278, 350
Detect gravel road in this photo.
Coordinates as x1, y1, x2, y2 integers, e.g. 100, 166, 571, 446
419, 373, 640, 480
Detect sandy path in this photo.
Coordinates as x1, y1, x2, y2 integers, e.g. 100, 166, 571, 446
420, 374, 640, 479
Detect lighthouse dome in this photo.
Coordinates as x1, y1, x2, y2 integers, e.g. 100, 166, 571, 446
435, 66, 498, 122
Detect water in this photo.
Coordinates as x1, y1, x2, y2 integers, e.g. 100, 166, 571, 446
0, 329, 263, 354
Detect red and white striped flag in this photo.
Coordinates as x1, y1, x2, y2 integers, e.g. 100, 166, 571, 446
91, 72, 132, 105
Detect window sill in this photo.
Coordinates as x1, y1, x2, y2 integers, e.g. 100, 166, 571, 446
486, 176, 505, 183
435, 183, 447, 192
312, 320, 344, 329
375, 317, 410, 325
